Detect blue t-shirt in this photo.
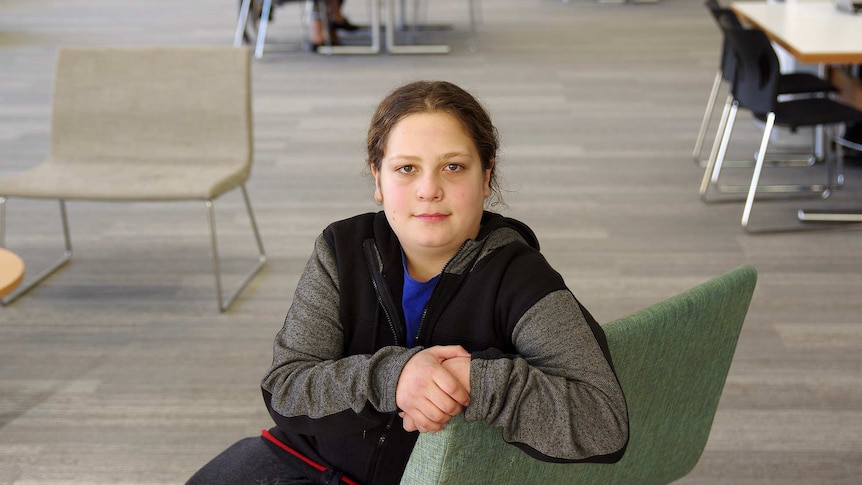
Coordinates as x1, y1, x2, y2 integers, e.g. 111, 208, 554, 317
402, 262, 440, 348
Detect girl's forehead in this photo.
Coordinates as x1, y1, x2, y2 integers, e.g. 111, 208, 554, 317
388, 112, 472, 141
395, 111, 459, 126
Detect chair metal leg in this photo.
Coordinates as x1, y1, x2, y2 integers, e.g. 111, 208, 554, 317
205, 185, 267, 313
693, 70, 723, 165
235, 0, 253, 47
254, 0, 273, 59
701, 100, 833, 204
700, 95, 736, 199
797, 127, 861, 224
711, 99, 737, 186
385, 0, 449, 54
0, 198, 73, 306
742, 113, 776, 229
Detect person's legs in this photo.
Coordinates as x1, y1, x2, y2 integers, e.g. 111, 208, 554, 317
328, 0, 359, 31
308, 0, 339, 46
186, 435, 316, 485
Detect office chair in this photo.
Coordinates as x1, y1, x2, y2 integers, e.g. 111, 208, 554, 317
706, 22, 862, 230
693, 0, 836, 168
0, 46, 266, 311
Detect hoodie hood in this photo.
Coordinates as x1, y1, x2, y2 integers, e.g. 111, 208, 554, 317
476, 211, 540, 250
443, 211, 540, 277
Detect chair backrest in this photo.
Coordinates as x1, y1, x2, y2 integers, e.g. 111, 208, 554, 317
720, 21, 781, 115
705, 0, 743, 83
400, 265, 757, 485
49, 46, 252, 168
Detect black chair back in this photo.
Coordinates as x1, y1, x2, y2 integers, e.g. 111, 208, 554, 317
721, 21, 780, 116
706, 1, 744, 84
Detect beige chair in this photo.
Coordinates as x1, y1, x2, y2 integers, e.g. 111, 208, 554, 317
0, 46, 265, 312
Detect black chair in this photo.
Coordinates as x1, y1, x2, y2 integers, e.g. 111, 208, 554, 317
706, 21, 862, 230
693, 0, 836, 169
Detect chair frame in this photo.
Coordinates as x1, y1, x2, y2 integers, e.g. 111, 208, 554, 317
0, 188, 266, 312
235, 0, 365, 57
0, 46, 266, 312
699, 22, 858, 230
695, 0, 835, 180
235, 0, 477, 57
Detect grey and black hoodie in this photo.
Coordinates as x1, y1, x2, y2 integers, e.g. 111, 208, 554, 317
261, 211, 628, 485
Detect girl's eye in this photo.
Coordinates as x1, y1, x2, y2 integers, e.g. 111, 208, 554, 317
445, 163, 463, 172
397, 165, 415, 174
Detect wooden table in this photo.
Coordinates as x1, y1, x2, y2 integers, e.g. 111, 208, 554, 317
730, 1, 862, 224
731, 1, 862, 65
0, 247, 24, 299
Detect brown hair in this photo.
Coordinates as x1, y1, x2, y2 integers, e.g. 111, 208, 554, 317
366, 80, 501, 205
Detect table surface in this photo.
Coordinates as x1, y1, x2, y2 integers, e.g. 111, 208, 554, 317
0, 247, 24, 299
731, 1, 862, 64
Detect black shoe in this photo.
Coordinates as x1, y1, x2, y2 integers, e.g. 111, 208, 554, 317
306, 39, 341, 53
306, 42, 325, 53
330, 18, 360, 31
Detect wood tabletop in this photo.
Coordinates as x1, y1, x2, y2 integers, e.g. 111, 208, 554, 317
0, 247, 24, 298
731, 1, 862, 64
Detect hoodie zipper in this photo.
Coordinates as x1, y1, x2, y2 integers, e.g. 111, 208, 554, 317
363, 241, 402, 345
411, 239, 470, 347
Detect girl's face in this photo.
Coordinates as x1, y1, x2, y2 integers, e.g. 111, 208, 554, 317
372, 111, 492, 267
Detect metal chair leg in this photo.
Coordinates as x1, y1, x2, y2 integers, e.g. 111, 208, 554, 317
694, 87, 816, 170
701, 100, 833, 205
710, 99, 738, 187
0, 198, 73, 306
693, 70, 724, 165
700, 95, 736, 200
742, 113, 776, 228
235, 0, 253, 46
255, 0, 274, 59
205, 184, 267, 313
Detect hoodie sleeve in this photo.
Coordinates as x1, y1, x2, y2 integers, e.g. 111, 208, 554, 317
260, 234, 422, 435
465, 289, 629, 463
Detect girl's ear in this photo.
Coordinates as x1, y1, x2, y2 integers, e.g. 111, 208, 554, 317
483, 159, 495, 198
372, 165, 383, 204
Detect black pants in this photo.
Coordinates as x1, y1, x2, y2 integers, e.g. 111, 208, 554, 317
186, 433, 345, 485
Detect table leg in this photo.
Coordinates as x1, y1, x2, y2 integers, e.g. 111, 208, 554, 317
385, 0, 450, 54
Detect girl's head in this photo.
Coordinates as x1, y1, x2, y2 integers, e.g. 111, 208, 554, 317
366, 80, 501, 205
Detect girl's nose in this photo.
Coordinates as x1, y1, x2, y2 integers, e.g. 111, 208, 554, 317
416, 173, 443, 201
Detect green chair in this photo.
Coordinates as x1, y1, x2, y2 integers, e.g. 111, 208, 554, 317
401, 265, 757, 485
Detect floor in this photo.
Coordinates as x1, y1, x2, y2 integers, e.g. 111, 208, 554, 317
0, 0, 860, 483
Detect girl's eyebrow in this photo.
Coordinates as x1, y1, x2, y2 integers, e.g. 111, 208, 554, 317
386, 152, 472, 162
385, 154, 421, 162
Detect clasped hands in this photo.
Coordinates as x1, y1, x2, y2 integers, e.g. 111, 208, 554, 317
395, 345, 471, 433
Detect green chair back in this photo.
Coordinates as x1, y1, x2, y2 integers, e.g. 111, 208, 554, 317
401, 265, 757, 484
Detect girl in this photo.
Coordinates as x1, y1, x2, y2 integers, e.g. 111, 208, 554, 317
188, 80, 628, 485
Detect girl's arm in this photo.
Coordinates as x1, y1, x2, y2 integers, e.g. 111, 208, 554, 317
465, 289, 629, 462
261, 235, 421, 434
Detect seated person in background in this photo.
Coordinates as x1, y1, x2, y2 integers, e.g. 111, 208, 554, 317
187, 80, 629, 485
309, 0, 359, 50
